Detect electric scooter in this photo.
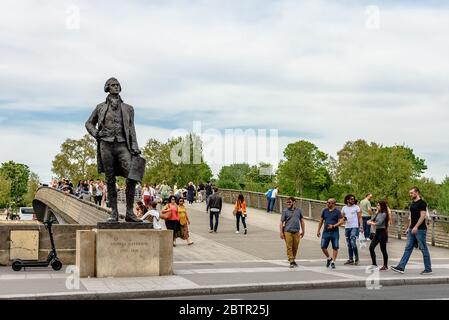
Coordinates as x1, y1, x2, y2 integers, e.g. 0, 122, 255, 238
11, 218, 62, 271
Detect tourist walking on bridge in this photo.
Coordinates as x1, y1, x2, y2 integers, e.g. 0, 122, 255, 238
162, 195, 181, 246
234, 194, 248, 234
280, 197, 305, 268
342, 194, 363, 265
142, 183, 151, 207
368, 201, 389, 270
177, 198, 194, 245
187, 182, 195, 205
360, 193, 374, 241
391, 187, 432, 275
207, 187, 222, 233
317, 198, 343, 269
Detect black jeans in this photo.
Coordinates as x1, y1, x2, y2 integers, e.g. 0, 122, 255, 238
369, 229, 388, 267
210, 211, 220, 232
236, 212, 247, 231
95, 195, 102, 205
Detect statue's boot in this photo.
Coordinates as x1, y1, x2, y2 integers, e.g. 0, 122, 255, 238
125, 181, 142, 223
107, 194, 119, 223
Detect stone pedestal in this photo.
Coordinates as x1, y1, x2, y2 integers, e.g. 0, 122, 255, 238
96, 229, 159, 277
76, 230, 96, 278
76, 227, 173, 278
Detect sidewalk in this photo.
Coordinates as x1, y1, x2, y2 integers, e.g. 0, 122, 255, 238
1, 202, 449, 299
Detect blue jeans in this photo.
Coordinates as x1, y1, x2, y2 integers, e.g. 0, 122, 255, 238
362, 216, 371, 238
398, 229, 432, 271
345, 228, 359, 260
267, 198, 276, 212
321, 231, 340, 250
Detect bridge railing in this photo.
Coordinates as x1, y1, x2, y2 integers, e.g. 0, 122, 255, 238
219, 189, 449, 248
34, 187, 110, 224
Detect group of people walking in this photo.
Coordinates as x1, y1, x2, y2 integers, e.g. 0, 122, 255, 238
283, 186, 432, 274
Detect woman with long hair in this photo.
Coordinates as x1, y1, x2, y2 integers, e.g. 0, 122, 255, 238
161, 195, 181, 247
368, 200, 390, 270
234, 194, 248, 234
177, 198, 194, 245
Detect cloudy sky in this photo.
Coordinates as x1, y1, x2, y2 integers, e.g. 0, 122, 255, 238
1, 0, 448, 183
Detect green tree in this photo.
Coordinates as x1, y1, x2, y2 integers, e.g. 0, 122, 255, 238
142, 138, 178, 185
51, 134, 99, 183
0, 173, 11, 207
438, 177, 449, 216
142, 134, 212, 187
23, 172, 40, 206
217, 163, 250, 189
336, 140, 427, 209
0, 161, 30, 205
277, 140, 329, 197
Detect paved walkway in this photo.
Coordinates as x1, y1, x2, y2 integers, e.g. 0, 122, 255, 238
1, 202, 449, 299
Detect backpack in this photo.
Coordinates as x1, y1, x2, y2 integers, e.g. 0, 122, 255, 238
266, 189, 273, 198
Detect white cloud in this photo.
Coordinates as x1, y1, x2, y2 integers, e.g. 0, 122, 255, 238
0, 0, 448, 182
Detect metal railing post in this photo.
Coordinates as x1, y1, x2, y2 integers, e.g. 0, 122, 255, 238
257, 193, 261, 209
246, 192, 251, 207
397, 213, 402, 240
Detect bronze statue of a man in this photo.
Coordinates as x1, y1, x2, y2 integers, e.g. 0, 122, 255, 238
85, 77, 143, 223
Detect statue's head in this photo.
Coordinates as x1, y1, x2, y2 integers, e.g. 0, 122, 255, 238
104, 77, 121, 94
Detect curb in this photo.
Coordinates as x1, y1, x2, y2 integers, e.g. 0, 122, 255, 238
2, 276, 449, 300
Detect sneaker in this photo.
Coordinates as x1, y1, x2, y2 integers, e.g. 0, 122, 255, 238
344, 259, 354, 265
289, 262, 295, 268
326, 258, 332, 268
391, 266, 405, 274
235, 231, 239, 234
244, 229, 247, 235
380, 266, 388, 271
209, 230, 213, 233
354, 259, 359, 266
368, 265, 378, 270
292, 261, 298, 267
330, 262, 336, 269
420, 270, 433, 275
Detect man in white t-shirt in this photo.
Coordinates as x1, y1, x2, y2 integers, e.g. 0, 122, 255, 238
341, 194, 363, 265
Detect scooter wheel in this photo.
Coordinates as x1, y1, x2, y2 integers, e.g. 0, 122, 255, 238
12, 260, 22, 271
51, 259, 62, 271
